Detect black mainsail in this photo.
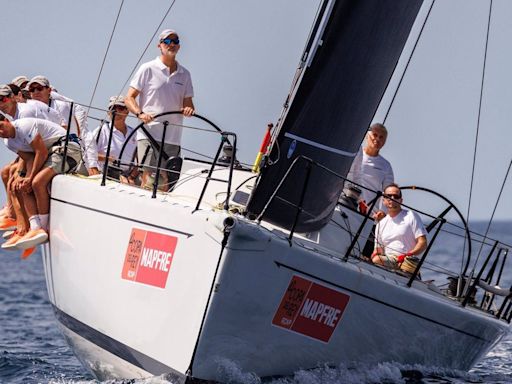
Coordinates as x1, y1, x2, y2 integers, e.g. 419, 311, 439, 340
246, 0, 424, 232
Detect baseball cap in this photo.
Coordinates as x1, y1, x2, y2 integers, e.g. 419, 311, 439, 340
0, 84, 13, 97
159, 29, 177, 41
27, 75, 51, 89
108, 95, 126, 110
11, 76, 29, 88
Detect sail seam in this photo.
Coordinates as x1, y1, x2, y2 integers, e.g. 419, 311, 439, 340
284, 133, 357, 157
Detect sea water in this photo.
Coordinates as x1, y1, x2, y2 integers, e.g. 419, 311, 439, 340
0, 222, 511, 384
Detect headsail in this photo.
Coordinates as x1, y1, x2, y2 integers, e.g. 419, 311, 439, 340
246, 0, 424, 232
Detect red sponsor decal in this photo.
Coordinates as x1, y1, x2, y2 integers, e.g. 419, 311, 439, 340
121, 228, 178, 288
272, 275, 350, 342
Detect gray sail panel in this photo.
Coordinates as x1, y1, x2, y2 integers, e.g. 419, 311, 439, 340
246, 0, 423, 232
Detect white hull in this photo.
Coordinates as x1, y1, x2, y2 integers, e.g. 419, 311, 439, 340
42, 167, 509, 382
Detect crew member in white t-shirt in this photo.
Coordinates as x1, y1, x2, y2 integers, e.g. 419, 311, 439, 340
0, 116, 81, 251
372, 184, 427, 270
0, 84, 65, 245
346, 123, 394, 219
125, 28, 194, 190
26, 76, 95, 176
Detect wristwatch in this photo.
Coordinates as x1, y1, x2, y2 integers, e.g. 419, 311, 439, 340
136, 111, 143, 118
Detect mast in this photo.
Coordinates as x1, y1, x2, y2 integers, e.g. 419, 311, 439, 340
246, 0, 424, 232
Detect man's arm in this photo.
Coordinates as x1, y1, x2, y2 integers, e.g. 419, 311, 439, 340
409, 235, 427, 256
28, 134, 48, 178
182, 97, 195, 117
125, 87, 153, 124
16, 135, 47, 192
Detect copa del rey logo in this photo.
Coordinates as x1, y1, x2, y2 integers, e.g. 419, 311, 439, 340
272, 275, 350, 342
121, 228, 178, 288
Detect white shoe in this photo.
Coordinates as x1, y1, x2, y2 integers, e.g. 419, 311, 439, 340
2, 230, 14, 239
14, 229, 48, 250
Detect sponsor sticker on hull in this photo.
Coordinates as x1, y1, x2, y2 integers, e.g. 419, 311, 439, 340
121, 228, 178, 288
272, 275, 350, 342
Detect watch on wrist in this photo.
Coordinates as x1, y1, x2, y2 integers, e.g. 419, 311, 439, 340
136, 111, 143, 117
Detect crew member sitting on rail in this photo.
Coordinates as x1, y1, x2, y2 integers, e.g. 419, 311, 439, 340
92, 96, 138, 184
0, 84, 64, 252
372, 183, 428, 273
0, 114, 82, 250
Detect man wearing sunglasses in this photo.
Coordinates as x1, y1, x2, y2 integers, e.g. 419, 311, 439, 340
371, 183, 427, 271
0, 84, 64, 240
126, 28, 194, 190
0, 114, 82, 250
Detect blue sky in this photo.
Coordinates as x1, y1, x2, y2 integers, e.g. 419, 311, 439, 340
0, 0, 511, 223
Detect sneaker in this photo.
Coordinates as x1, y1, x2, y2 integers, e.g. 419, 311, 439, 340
21, 247, 36, 260
2, 230, 15, 239
14, 229, 48, 250
1, 232, 23, 251
0, 217, 17, 231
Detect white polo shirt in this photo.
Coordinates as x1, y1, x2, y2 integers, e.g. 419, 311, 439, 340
7, 118, 66, 153
94, 122, 137, 171
16, 100, 64, 126
130, 57, 194, 145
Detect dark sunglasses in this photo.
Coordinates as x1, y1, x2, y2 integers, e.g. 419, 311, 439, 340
111, 105, 128, 112
161, 37, 180, 45
384, 194, 402, 200
29, 85, 47, 93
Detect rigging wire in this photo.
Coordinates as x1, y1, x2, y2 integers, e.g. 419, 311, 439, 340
116, 0, 178, 96
472, 159, 512, 269
382, 0, 436, 124
86, 0, 125, 117
463, 0, 493, 273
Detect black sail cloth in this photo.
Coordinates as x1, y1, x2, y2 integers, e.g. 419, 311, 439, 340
247, 0, 423, 232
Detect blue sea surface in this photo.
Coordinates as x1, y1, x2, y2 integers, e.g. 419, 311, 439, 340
0, 222, 510, 383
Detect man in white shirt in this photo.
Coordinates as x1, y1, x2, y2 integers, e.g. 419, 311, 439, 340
125, 28, 194, 190
346, 123, 394, 217
92, 96, 138, 183
26, 76, 94, 175
0, 84, 64, 243
0, 115, 81, 250
372, 184, 428, 271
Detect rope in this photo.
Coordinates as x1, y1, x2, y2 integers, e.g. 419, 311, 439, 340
463, 0, 493, 273
383, 0, 436, 124
86, 0, 125, 116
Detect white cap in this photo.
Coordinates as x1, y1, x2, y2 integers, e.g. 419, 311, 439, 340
159, 29, 177, 41
27, 75, 50, 89
108, 95, 126, 110
11, 76, 29, 88
0, 84, 13, 97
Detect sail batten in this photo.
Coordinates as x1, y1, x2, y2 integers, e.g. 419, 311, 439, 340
247, 0, 424, 232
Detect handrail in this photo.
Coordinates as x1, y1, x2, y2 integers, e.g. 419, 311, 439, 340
254, 155, 511, 318
97, 109, 238, 210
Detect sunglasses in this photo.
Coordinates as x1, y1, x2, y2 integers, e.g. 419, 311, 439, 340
161, 37, 180, 45
384, 194, 402, 200
111, 105, 128, 112
29, 85, 47, 93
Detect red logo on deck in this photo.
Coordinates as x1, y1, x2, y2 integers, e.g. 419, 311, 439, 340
121, 228, 178, 288
272, 275, 350, 342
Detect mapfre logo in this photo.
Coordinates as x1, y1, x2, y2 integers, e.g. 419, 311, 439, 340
121, 228, 178, 288
272, 275, 350, 342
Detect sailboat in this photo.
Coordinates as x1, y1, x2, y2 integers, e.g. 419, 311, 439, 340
41, 0, 511, 382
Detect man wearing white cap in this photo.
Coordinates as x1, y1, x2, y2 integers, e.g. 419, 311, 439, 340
125, 28, 194, 190
92, 96, 138, 183
0, 114, 81, 250
0, 84, 64, 244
